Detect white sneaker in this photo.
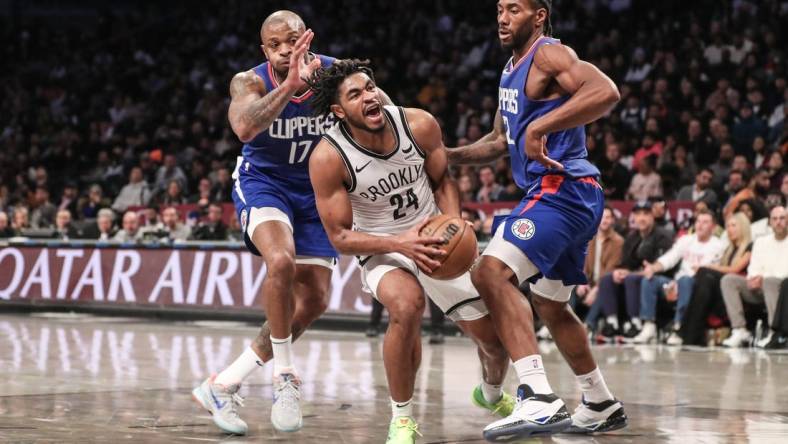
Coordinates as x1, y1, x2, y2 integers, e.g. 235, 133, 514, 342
192, 375, 248, 435
632, 322, 657, 344
756, 330, 774, 348
271, 372, 303, 432
482, 384, 571, 441
722, 328, 752, 348
566, 397, 628, 434
536, 325, 553, 341
666, 331, 683, 346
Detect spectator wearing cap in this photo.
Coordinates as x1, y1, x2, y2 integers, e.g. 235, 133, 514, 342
112, 167, 152, 213
677, 167, 718, 208
0, 211, 14, 238
627, 155, 662, 201
190, 203, 228, 241
722, 206, 788, 348
591, 201, 674, 339
633, 209, 726, 344
113, 211, 141, 243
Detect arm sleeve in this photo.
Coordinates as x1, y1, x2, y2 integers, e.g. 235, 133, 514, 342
657, 235, 688, 271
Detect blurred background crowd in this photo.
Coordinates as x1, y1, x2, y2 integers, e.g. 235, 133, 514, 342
1, 0, 787, 348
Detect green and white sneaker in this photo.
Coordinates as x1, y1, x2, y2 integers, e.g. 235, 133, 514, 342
192, 375, 248, 435
386, 416, 422, 443
472, 385, 515, 417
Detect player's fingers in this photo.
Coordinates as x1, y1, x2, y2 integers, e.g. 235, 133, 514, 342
416, 254, 442, 271
416, 245, 446, 257
302, 29, 315, 49
294, 29, 312, 48
540, 156, 564, 170
415, 236, 445, 245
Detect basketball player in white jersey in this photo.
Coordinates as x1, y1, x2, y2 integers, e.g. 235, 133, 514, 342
307, 60, 517, 443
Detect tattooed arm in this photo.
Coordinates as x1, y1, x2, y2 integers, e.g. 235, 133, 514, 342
445, 108, 509, 165
227, 29, 321, 143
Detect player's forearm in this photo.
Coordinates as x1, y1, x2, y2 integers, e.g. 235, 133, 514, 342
329, 229, 400, 256
529, 81, 619, 138
446, 134, 507, 165
231, 85, 296, 142
433, 177, 461, 217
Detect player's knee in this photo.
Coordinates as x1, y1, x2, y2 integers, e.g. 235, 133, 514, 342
471, 260, 498, 291
532, 295, 567, 323
266, 251, 296, 280
386, 294, 425, 326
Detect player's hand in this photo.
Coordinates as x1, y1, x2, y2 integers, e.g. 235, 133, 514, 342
525, 126, 564, 171
393, 217, 446, 273
282, 29, 322, 92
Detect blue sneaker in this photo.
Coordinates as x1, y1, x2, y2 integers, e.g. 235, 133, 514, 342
482, 384, 571, 442
192, 375, 248, 435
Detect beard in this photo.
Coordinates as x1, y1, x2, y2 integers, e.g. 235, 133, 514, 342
344, 114, 385, 134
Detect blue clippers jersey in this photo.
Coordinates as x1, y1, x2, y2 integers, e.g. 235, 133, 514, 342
499, 37, 600, 190
242, 54, 336, 186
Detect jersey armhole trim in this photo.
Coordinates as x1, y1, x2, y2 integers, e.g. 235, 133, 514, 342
397, 107, 426, 158
338, 109, 400, 160
323, 135, 357, 193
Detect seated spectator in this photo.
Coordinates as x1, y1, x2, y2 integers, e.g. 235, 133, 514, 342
475, 165, 503, 203
632, 132, 663, 172
650, 196, 676, 237
190, 203, 228, 241
764, 279, 788, 350
191, 177, 213, 208
720, 169, 746, 210
210, 167, 232, 203
161, 206, 191, 241
53, 209, 80, 240
578, 206, 624, 332
723, 167, 770, 220
765, 150, 785, 191
0, 211, 14, 238
10, 206, 30, 235
680, 212, 752, 346
722, 206, 788, 348
634, 210, 726, 344
154, 153, 188, 195
158, 179, 187, 206
79, 184, 110, 219
113, 211, 141, 243
676, 168, 718, 208
458, 174, 475, 202
599, 142, 631, 200
112, 167, 152, 212
591, 201, 673, 339
57, 181, 79, 219
30, 186, 57, 229
460, 207, 483, 236
735, 199, 771, 240
626, 155, 662, 201
87, 208, 117, 241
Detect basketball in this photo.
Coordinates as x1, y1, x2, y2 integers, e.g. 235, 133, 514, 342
419, 214, 478, 280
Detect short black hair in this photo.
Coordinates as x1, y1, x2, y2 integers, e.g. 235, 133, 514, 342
306, 59, 374, 118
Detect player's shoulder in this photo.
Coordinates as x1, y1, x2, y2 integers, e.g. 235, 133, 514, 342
311, 137, 344, 167
230, 69, 266, 96
400, 107, 439, 134
533, 40, 579, 72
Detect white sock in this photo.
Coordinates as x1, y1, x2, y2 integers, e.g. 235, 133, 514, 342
215, 347, 264, 386
513, 355, 553, 395
605, 315, 619, 330
271, 334, 295, 375
391, 397, 413, 419
576, 367, 614, 403
481, 381, 503, 403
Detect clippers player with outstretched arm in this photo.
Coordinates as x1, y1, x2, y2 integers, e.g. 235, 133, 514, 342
192, 11, 390, 435
308, 60, 518, 444
447, 0, 627, 440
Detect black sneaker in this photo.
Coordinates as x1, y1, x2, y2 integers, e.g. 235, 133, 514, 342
565, 397, 628, 434
763, 333, 788, 350
622, 322, 640, 339
600, 323, 619, 338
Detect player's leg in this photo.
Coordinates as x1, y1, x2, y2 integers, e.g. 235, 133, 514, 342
418, 271, 515, 418
530, 279, 628, 434
472, 222, 572, 440
376, 268, 426, 443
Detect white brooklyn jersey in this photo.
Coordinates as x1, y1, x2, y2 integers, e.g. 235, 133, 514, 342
323, 106, 439, 235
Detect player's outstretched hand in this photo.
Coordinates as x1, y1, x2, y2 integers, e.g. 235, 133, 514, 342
393, 217, 446, 273
282, 29, 322, 92
525, 127, 564, 171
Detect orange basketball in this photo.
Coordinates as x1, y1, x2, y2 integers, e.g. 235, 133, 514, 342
418, 214, 478, 280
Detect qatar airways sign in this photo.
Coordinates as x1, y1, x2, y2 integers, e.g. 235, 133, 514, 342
0, 247, 371, 314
